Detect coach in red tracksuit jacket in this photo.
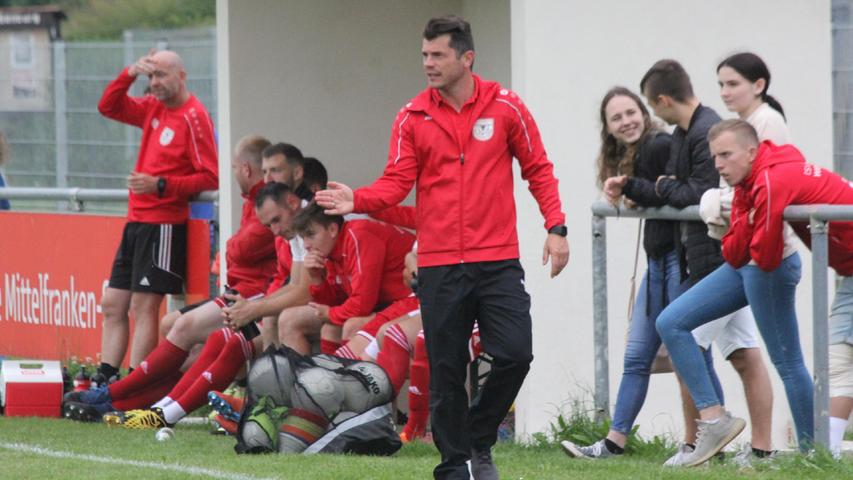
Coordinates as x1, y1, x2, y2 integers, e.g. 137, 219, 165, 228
317, 16, 568, 479
95, 49, 218, 383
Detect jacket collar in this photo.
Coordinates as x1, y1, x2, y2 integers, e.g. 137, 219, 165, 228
406, 74, 499, 113
741, 141, 804, 188
328, 221, 350, 262
245, 179, 265, 201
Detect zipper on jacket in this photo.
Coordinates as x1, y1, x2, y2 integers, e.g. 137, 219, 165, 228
459, 151, 465, 263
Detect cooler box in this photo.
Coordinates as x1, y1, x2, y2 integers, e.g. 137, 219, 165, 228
0, 359, 63, 417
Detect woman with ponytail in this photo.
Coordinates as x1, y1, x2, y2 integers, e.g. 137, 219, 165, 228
717, 52, 790, 144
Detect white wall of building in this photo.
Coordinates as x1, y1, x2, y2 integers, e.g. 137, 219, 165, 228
511, 0, 833, 448
217, 0, 834, 449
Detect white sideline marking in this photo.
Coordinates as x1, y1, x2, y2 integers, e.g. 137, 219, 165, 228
0, 441, 277, 480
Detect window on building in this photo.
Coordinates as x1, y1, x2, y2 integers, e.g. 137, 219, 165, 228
10, 32, 35, 69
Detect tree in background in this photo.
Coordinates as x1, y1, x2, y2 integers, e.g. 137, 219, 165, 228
0, 0, 215, 40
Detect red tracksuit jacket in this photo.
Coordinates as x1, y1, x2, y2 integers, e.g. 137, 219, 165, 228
352, 75, 565, 267
267, 237, 293, 295
226, 181, 277, 298
309, 219, 415, 325
722, 141, 853, 275
98, 68, 219, 224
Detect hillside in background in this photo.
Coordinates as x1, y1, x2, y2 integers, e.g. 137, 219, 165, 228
0, 0, 215, 40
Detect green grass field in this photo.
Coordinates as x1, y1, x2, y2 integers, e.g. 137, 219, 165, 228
1, 416, 851, 479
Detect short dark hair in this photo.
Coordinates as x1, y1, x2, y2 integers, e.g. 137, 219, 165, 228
423, 15, 474, 57
262, 142, 304, 166
254, 181, 295, 210
292, 201, 343, 235
301, 157, 328, 191
640, 59, 694, 103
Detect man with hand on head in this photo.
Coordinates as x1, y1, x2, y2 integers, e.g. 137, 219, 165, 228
94, 49, 218, 385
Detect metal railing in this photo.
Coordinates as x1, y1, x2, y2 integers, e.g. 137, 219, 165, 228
0, 186, 218, 211
591, 200, 853, 450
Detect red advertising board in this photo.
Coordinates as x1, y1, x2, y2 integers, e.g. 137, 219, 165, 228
0, 212, 210, 364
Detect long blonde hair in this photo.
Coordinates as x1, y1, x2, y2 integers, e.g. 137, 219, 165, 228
596, 87, 658, 188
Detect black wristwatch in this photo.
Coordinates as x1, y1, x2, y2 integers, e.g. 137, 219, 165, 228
156, 177, 167, 197
548, 225, 567, 237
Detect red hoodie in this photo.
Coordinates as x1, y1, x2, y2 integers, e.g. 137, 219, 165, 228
226, 181, 277, 297
98, 68, 219, 224
722, 141, 853, 275
352, 75, 564, 267
309, 219, 415, 325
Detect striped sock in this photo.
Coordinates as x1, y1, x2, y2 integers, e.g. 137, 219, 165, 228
108, 340, 187, 401
173, 331, 254, 415
376, 324, 411, 395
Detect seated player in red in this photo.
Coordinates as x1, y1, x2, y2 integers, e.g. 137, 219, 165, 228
292, 203, 416, 366
63, 135, 278, 422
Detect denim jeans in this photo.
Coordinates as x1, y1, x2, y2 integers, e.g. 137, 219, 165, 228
657, 253, 814, 448
610, 249, 723, 435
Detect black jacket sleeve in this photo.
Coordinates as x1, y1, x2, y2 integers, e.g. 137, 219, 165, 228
657, 115, 720, 208
622, 133, 671, 207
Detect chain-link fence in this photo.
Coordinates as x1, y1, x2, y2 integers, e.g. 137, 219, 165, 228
834, 0, 853, 181
0, 26, 216, 214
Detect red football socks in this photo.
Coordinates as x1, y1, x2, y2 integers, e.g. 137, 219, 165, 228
402, 331, 429, 440
166, 328, 229, 401
111, 370, 182, 411
320, 338, 342, 355
108, 339, 188, 401
174, 330, 254, 413
376, 324, 411, 395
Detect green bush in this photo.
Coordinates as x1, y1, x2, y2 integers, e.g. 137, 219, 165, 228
537, 397, 676, 459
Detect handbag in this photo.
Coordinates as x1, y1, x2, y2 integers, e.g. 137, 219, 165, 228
626, 218, 673, 374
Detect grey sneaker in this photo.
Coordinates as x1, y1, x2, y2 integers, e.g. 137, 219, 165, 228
560, 439, 617, 459
470, 448, 498, 480
683, 411, 746, 467
732, 443, 778, 468
663, 443, 695, 466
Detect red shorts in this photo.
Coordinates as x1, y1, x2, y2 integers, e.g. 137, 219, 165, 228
357, 296, 420, 340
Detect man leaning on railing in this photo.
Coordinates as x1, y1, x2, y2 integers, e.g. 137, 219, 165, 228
656, 119, 853, 464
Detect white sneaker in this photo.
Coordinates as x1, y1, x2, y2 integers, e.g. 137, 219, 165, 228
682, 411, 746, 467
663, 443, 695, 466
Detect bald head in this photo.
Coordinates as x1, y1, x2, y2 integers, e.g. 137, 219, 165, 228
146, 50, 189, 108
151, 50, 184, 73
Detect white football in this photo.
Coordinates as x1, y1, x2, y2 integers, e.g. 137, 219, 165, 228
292, 367, 344, 418
340, 361, 393, 413
247, 354, 296, 406
155, 427, 174, 442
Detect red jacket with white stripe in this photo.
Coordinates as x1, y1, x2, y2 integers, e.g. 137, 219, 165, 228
722, 141, 853, 275
352, 75, 565, 267
226, 181, 277, 298
309, 219, 415, 325
98, 68, 219, 224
